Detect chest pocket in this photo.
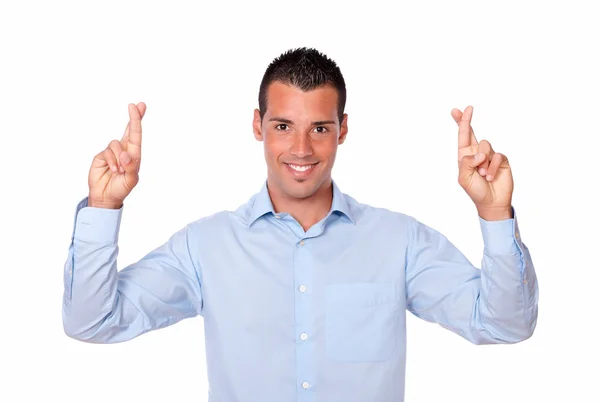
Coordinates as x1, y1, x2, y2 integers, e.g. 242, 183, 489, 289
325, 282, 400, 362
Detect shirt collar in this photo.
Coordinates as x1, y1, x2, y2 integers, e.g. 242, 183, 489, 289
247, 179, 355, 227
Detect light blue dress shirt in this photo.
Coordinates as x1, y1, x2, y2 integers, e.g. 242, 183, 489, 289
62, 180, 538, 402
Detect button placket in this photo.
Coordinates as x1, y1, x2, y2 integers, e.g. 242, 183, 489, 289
294, 236, 314, 397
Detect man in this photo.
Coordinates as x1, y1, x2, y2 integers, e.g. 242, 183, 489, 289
62, 47, 538, 401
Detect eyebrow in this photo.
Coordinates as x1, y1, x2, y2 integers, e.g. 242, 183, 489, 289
268, 117, 336, 125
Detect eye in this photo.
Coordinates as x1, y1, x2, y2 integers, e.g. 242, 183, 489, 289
275, 124, 289, 131
314, 126, 328, 134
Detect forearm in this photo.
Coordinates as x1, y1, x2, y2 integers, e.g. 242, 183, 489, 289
476, 210, 538, 343
62, 239, 123, 342
62, 199, 134, 343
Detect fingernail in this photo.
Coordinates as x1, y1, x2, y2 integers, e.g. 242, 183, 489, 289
111, 165, 117, 173
122, 154, 131, 164
475, 152, 484, 161
478, 167, 486, 175
486, 174, 493, 181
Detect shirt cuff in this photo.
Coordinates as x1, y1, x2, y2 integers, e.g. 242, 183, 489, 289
72, 196, 124, 243
478, 206, 522, 255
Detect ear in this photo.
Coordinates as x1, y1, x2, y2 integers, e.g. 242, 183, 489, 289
338, 113, 348, 145
253, 109, 263, 141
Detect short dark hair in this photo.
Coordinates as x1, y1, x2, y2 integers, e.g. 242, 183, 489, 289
258, 47, 346, 125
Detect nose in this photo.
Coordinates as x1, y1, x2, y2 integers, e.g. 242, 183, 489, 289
289, 132, 314, 158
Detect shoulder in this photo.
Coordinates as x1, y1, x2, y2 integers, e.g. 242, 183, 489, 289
184, 194, 258, 234
343, 192, 416, 232
346, 195, 453, 255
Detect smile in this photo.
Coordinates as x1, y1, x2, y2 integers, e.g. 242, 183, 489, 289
286, 163, 318, 172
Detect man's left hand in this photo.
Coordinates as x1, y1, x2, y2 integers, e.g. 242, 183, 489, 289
452, 106, 514, 220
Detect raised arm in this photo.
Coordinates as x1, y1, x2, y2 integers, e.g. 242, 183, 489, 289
405, 105, 538, 344
61, 103, 203, 343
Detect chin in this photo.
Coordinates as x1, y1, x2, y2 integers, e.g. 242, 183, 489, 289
282, 181, 318, 199
273, 175, 322, 199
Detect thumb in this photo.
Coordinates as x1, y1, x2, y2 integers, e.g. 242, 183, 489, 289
120, 151, 138, 174
460, 152, 486, 171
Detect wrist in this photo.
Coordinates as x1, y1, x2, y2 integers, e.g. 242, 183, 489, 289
477, 205, 513, 221
88, 197, 123, 210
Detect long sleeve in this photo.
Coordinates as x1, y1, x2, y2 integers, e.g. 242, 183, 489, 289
405, 207, 538, 344
62, 196, 203, 344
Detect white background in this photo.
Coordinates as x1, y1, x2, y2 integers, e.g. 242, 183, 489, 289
1, 0, 599, 401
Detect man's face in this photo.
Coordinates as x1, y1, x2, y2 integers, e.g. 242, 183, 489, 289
253, 81, 348, 200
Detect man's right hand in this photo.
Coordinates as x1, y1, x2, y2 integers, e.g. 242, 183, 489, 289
87, 102, 146, 209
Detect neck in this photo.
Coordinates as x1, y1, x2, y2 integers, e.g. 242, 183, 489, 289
267, 178, 333, 232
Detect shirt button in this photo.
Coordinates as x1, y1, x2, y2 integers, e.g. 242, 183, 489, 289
299, 240, 305, 246
275, 215, 281, 219
302, 382, 310, 389
300, 333, 308, 341
515, 231, 520, 239
299, 285, 307, 293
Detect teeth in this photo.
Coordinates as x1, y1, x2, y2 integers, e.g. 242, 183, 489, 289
288, 163, 315, 172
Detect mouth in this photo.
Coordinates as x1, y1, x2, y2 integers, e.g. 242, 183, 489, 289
284, 162, 319, 178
